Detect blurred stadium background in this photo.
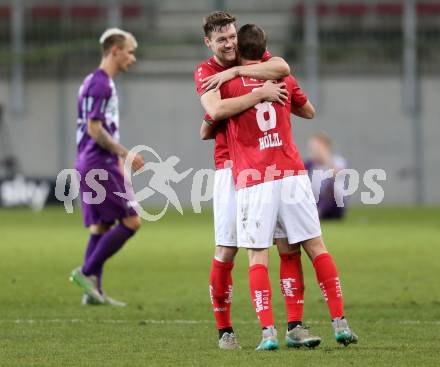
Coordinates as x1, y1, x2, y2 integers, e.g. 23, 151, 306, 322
0, 0, 439, 209
1, 2, 440, 365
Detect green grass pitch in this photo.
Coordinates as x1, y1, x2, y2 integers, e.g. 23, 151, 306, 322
0, 206, 439, 366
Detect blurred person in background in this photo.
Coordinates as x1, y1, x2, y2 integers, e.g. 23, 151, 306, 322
69, 28, 144, 306
305, 132, 347, 220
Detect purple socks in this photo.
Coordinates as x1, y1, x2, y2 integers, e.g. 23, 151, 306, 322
82, 224, 135, 283
83, 233, 103, 290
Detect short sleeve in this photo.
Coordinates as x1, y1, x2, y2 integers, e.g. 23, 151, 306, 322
290, 76, 308, 108
194, 63, 217, 96
85, 81, 111, 122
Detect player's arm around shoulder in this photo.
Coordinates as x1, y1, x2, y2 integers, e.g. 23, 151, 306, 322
202, 56, 290, 92
237, 56, 290, 80
200, 81, 288, 121
200, 89, 225, 121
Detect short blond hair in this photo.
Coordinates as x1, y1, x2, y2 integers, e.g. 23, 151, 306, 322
311, 131, 332, 147
99, 28, 137, 55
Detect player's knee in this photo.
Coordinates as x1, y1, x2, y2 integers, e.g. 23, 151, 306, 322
275, 238, 290, 254
89, 224, 111, 234
122, 216, 142, 232
279, 247, 301, 256
302, 236, 328, 260
275, 238, 301, 255
215, 246, 238, 263
247, 248, 269, 267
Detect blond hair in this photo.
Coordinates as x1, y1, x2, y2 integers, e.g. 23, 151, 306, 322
99, 28, 137, 55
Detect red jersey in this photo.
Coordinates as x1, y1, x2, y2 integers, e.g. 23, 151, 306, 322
194, 57, 230, 169
220, 74, 308, 189
194, 51, 272, 170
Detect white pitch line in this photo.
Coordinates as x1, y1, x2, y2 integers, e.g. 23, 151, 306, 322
0, 319, 215, 325
0, 319, 216, 325
0, 319, 439, 325
399, 320, 440, 325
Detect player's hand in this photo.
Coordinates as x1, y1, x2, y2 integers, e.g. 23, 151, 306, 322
202, 67, 239, 92
260, 80, 289, 105
127, 152, 145, 173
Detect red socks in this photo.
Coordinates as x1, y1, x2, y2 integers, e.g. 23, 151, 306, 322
313, 253, 344, 319
209, 258, 234, 330
249, 264, 275, 328
279, 252, 305, 323
211, 252, 343, 330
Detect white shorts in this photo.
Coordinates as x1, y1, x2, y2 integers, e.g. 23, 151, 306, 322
273, 221, 287, 239
213, 168, 238, 247
236, 175, 322, 249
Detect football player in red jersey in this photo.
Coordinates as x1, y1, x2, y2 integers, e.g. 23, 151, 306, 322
218, 23, 358, 350
194, 12, 307, 350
